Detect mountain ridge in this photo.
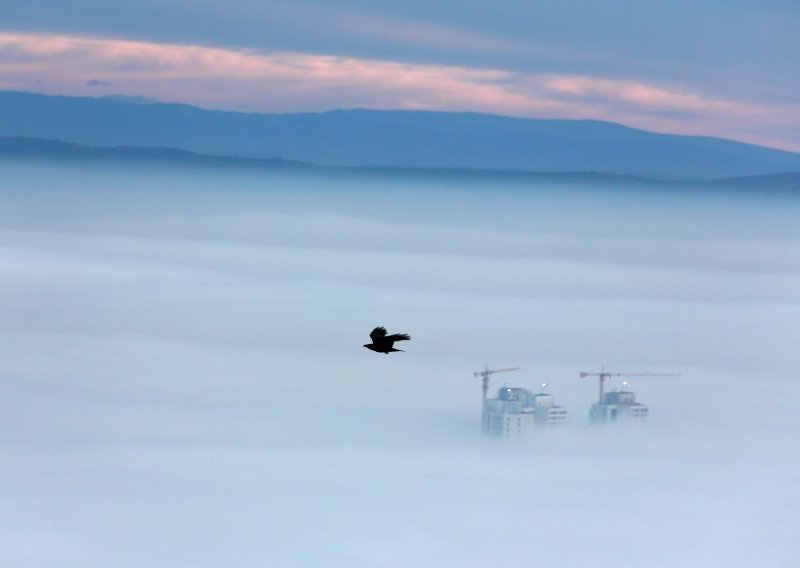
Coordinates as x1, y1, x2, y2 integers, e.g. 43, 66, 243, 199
2, 91, 800, 178
3, 136, 798, 193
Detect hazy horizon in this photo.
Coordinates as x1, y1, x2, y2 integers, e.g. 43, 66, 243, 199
4, 93, 800, 181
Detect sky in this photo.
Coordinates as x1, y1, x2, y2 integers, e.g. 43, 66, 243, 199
1, 163, 799, 566
1, 0, 799, 151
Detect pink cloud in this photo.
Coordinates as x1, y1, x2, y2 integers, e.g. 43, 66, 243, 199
0, 31, 797, 151
542, 75, 758, 115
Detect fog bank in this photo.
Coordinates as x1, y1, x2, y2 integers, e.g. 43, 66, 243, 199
1, 164, 798, 567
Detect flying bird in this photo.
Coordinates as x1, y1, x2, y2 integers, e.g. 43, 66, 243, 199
363, 326, 410, 354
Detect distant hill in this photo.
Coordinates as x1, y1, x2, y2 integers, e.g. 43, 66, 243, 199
3, 91, 800, 179
0, 136, 657, 186
0, 136, 298, 169
705, 172, 800, 191
3, 136, 799, 193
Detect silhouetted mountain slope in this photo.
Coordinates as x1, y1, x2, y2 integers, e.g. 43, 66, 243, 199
3, 91, 800, 178
705, 172, 800, 191
3, 136, 798, 194
4, 91, 800, 178
0, 136, 298, 169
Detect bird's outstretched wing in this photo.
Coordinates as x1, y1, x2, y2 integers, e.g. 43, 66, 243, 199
386, 333, 410, 342
370, 327, 387, 342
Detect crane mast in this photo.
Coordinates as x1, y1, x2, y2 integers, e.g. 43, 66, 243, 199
474, 365, 520, 403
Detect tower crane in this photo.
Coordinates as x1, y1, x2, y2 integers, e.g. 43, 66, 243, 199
579, 367, 680, 404
474, 365, 520, 404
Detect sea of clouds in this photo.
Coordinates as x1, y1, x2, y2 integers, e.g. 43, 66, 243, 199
1, 164, 798, 567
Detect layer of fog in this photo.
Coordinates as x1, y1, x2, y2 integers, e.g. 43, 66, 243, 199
1, 164, 798, 567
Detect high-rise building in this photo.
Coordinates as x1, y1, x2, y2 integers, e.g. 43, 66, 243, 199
589, 388, 648, 422
483, 385, 567, 437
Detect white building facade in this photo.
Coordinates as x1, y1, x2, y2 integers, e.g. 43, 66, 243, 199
589, 389, 649, 423
483, 386, 567, 437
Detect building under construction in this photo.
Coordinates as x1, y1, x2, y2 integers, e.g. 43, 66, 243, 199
581, 368, 678, 423
473, 365, 677, 433
483, 385, 567, 437
589, 387, 649, 422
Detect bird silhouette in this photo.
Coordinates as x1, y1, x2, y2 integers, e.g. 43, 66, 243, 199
363, 326, 410, 354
